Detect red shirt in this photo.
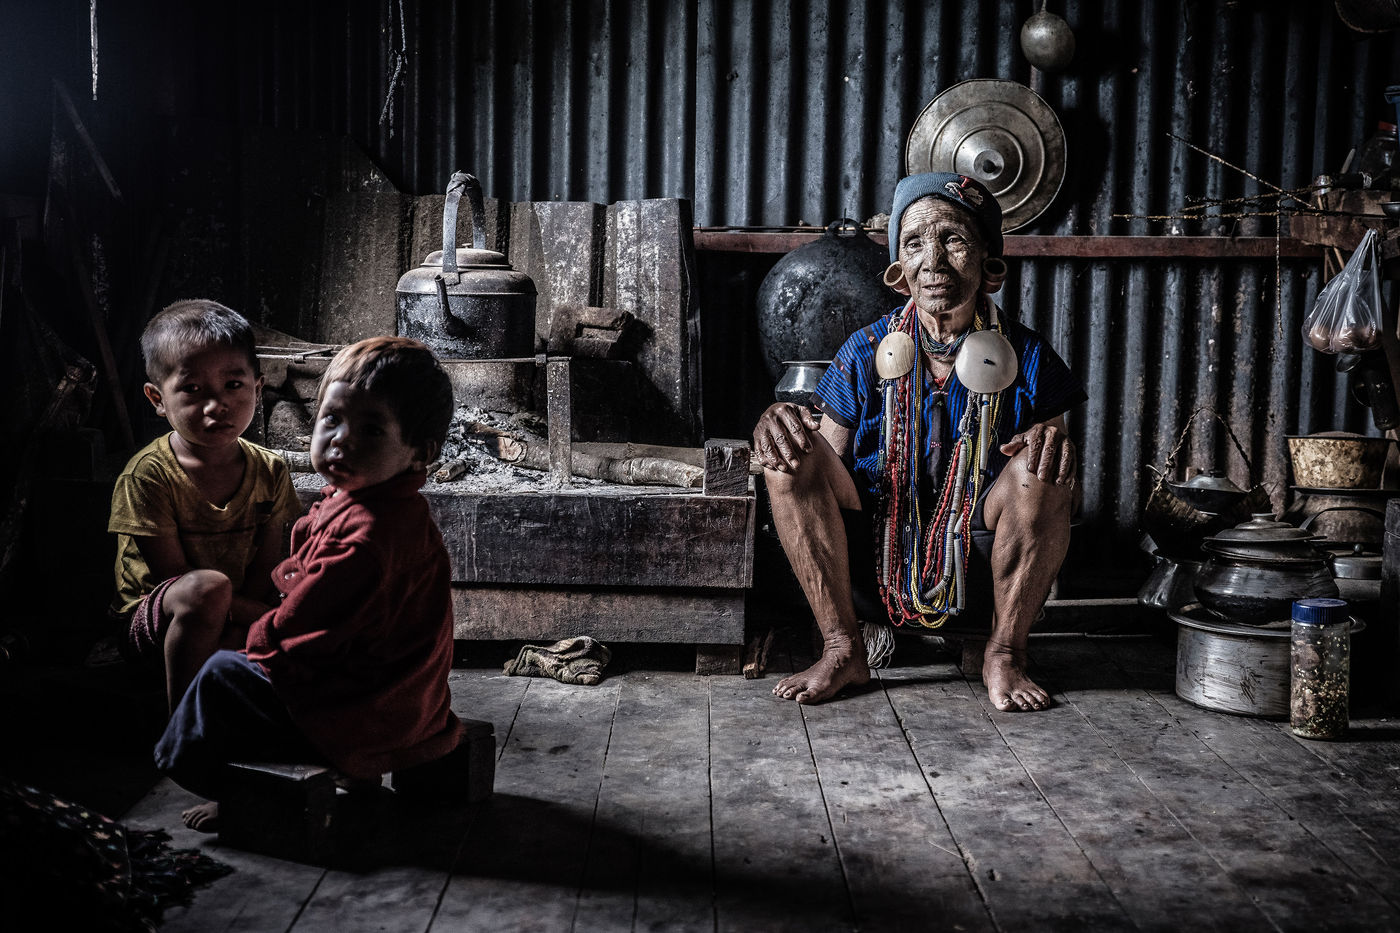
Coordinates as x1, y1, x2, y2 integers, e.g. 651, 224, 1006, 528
246, 470, 463, 778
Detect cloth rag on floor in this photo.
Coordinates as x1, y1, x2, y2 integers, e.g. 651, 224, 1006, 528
503, 636, 612, 685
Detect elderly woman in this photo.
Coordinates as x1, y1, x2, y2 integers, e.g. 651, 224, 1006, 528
753, 172, 1085, 709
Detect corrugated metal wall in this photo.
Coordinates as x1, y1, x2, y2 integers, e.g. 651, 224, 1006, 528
226, 0, 1400, 576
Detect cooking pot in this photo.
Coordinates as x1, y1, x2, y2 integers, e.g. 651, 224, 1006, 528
1165, 470, 1248, 515
1138, 556, 1202, 612
396, 171, 536, 359
1287, 487, 1392, 547
1194, 514, 1338, 624
1171, 603, 1365, 718
1328, 544, 1383, 603
1286, 432, 1395, 489
756, 219, 895, 383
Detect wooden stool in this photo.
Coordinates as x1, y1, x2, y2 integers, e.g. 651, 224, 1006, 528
391, 718, 496, 804
219, 762, 341, 864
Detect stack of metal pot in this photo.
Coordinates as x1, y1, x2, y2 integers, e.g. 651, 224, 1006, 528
1194, 514, 1339, 625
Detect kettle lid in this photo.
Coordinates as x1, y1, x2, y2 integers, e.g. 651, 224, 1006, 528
423, 247, 510, 269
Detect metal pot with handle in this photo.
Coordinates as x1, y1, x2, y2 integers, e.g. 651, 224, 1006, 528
396, 171, 536, 359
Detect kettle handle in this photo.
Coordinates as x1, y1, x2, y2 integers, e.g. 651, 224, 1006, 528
1299, 505, 1387, 531
441, 171, 487, 283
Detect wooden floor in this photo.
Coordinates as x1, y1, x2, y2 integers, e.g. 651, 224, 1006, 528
124, 632, 1400, 932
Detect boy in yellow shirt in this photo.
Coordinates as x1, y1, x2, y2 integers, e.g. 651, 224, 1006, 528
109, 300, 301, 712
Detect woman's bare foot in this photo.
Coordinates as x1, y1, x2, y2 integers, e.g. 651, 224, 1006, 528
982, 641, 1050, 711
181, 801, 220, 833
772, 636, 870, 704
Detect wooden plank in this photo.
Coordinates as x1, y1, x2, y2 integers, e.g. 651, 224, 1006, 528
451, 585, 744, 644
878, 661, 1132, 930
606, 199, 702, 445
122, 778, 327, 933
432, 677, 622, 931
800, 676, 993, 930
971, 639, 1271, 930
573, 673, 716, 932
427, 488, 753, 587
507, 200, 607, 348
1041, 637, 1400, 929
692, 229, 1322, 260
546, 357, 572, 485
707, 677, 853, 932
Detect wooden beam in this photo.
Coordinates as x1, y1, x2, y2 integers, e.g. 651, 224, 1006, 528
693, 229, 1323, 260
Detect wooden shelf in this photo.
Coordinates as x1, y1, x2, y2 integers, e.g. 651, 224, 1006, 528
693, 229, 1323, 260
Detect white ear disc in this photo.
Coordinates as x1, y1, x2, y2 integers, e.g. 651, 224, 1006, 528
955, 330, 1019, 393
875, 331, 917, 380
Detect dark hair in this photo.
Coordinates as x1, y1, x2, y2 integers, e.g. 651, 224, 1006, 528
318, 336, 454, 451
141, 299, 259, 384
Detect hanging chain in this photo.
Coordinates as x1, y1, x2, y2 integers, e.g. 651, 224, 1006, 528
90, 0, 98, 101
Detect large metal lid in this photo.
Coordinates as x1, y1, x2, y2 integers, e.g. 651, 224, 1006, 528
904, 79, 1066, 231
1206, 513, 1320, 545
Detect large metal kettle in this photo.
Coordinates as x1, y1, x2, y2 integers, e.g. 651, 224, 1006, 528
396, 171, 536, 359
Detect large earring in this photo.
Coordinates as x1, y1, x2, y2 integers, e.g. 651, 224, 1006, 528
982, 256, 1008, 295
883, 261, 911, 296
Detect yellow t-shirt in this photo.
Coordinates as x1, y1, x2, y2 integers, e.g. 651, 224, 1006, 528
108, 434, 304, 615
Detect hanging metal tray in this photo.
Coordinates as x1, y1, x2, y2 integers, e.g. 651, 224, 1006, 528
904, 78, 1066, 231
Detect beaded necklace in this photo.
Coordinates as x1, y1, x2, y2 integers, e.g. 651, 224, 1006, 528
877, 296, 1007, 628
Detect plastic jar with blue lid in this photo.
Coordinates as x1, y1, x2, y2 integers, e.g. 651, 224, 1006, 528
1290, 598, 1350, 740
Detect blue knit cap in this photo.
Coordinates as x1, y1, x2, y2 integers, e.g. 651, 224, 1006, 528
888, 173, 1004, 262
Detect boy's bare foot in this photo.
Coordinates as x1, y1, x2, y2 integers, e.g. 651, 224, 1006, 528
181, 801, 220, 833
772, 636, 870, 704
982, 641, 1050, 711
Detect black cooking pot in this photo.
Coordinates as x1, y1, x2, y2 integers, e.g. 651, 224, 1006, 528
755, 219, 896, 383
1194, 514, 1338, 624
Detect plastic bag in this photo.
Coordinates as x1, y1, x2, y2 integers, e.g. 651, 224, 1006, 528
1303, 228, 1384, 354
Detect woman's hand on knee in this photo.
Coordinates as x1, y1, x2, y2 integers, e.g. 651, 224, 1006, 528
753, 403, 821, 473
1000, 422, 1077, 486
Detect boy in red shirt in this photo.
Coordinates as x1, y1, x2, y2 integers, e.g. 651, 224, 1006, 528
154, 336, 465, 830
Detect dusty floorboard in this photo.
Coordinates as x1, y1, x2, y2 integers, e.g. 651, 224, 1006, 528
120, 632, 1400, 932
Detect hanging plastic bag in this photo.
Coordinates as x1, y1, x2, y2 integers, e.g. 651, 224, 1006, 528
1303, 228, 1385, 354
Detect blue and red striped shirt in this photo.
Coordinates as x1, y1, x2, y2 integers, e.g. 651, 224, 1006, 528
812, 306, 1086, 501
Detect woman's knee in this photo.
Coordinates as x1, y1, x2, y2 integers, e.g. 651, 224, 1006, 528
985, 455, 1073, 530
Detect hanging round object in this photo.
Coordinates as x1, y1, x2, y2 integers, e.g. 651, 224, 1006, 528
904, 79, 1067, 231
1020, 11, 1076, 72
955, 330, 1019, 394
756, 219, 898, 383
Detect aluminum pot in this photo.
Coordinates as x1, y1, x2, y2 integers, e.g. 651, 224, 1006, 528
396, 172, 536, 359
1171, 603, 1364, 718
774, 361, 828, 404
1194, 515, 1338, 624
1286, 432, 1395, 489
